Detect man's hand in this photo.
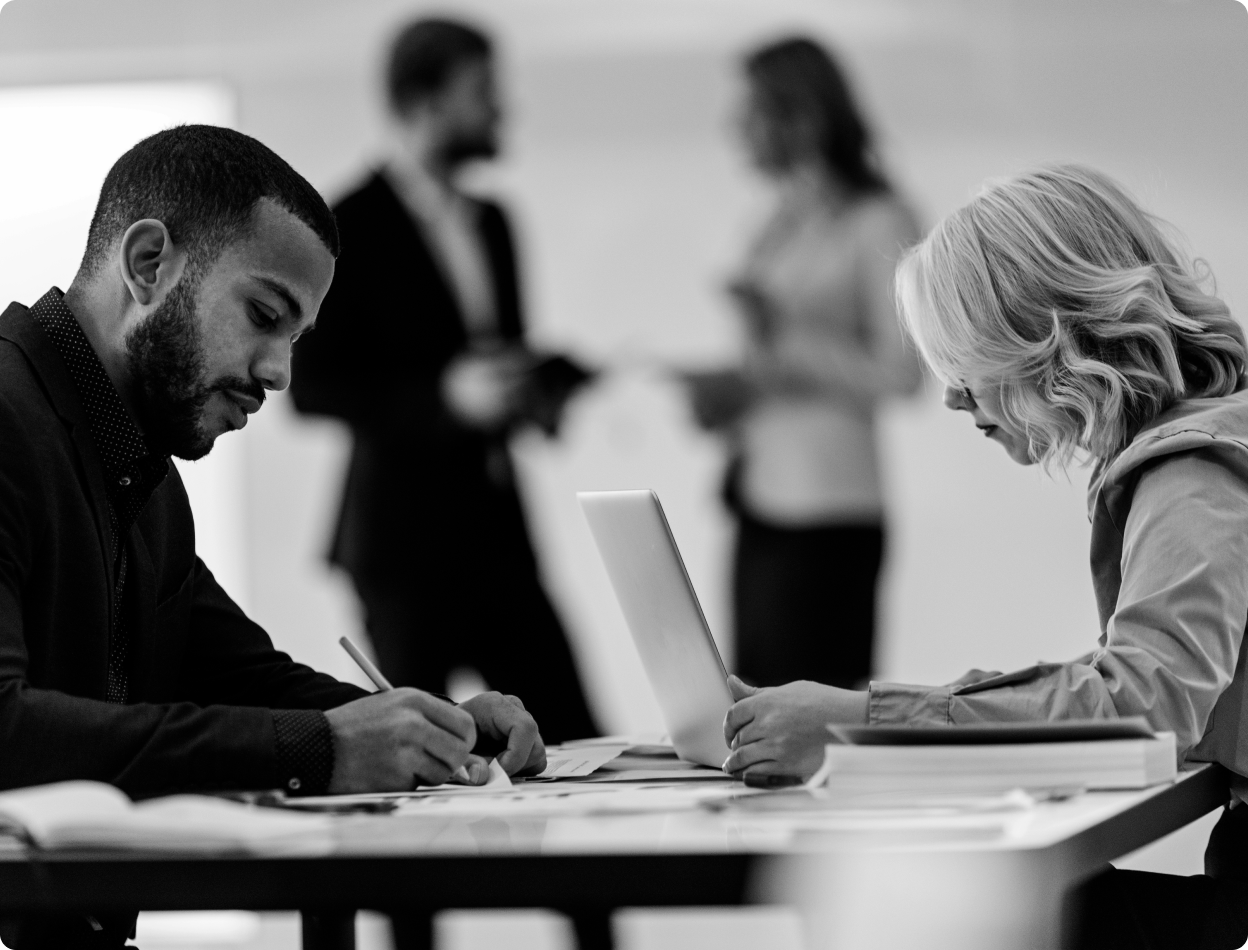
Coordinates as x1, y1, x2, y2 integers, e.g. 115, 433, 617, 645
721, 675, 868, 781
459, 691, 547, 777
324, 688, 477, 793
441, 350, 530, 431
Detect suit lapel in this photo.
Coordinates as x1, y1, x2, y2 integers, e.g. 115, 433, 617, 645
372, 172, 469, 350
476, 203, 522, 341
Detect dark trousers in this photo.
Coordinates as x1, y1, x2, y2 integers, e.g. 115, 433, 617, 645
733, 515, 884, 689
1066, 804, 1248, 949
354, 489, 598, 746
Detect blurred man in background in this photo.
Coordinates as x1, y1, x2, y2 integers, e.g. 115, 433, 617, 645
292, 17, 598, 746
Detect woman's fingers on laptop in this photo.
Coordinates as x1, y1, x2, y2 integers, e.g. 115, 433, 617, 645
727, 674, 759, 701
723, 691, 760, 743
731, 719, 768, 750
722, 738, 775, 775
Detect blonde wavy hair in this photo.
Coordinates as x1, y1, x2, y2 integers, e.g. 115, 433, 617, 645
896, 164, 1245, 466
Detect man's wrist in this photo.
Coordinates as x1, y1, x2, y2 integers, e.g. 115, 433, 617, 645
272, 709, 335, 796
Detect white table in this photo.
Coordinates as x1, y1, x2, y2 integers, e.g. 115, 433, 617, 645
0, 765, 1227, 950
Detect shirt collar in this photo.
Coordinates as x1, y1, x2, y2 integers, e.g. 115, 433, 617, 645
384, 163, 476, 228
30, 287, 169, 528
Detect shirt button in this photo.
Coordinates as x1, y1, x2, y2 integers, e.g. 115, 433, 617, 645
118, 477, 132, 487
287, 777, 302, 791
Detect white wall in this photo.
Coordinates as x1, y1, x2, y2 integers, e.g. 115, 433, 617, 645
0, 0, 1245, 731
0, 81, 257, 615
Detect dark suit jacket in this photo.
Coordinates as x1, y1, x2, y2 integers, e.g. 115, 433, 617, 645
0, 303, 367, 798
290, 171, 531, 585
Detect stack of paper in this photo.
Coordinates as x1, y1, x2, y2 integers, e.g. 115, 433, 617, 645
0, 781, 333, 855
531, 741, 726, 783
811, 719, 1176, 793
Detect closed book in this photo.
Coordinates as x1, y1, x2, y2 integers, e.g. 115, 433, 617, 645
811, 722, 1176, 793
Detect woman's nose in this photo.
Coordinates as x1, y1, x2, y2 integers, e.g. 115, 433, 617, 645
944, 385, 974, 411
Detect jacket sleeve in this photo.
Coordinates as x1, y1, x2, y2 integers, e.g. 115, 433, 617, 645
178, 557, 369, 712
868, 447, 1248, 763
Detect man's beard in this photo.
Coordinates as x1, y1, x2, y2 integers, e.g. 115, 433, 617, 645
441, 129, 498, 167
124, 273, 264, 461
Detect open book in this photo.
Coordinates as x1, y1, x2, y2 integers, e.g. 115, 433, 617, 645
0, 782, 333, 855
811, 719, 1177, 793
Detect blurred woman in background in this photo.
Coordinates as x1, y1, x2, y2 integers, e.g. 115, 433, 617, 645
685, 36, 922, 690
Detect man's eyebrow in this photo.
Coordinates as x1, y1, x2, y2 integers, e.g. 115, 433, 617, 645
253, 276, 303, 323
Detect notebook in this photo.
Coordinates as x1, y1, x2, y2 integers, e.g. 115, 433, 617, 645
0, 781, 333, 855
810, 720, 1176, 793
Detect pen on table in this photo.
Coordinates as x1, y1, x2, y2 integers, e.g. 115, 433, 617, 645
338, 636, 473, 784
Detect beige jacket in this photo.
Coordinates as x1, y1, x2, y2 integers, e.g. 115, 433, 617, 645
870, 390, 1248, 783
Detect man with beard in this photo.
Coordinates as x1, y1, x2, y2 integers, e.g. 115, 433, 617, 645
291, 18, 599, 744
0, 124, 545, 949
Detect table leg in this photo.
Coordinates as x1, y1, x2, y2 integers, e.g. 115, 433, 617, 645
389, 910, 435, 950
568, 909, 614, 950
301, 910, 357, 950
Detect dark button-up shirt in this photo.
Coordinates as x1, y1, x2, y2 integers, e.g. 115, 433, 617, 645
30, 288, 334, 795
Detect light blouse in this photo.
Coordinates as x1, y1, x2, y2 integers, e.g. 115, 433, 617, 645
734, 181, 922, 526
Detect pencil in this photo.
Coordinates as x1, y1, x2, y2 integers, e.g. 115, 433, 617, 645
338, 636, 472, 784
339, 635, 392, 690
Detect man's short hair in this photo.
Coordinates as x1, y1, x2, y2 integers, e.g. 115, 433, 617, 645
386, 18, 492, 114
80, 124, 340, 278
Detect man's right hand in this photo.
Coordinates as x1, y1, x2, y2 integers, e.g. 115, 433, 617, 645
324, 688, 477, 793
441, 349, 530, 432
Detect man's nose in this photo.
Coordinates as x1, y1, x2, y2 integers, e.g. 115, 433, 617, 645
254, 339, 293, 392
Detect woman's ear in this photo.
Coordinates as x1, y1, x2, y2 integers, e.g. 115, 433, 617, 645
117, 218, 185, 307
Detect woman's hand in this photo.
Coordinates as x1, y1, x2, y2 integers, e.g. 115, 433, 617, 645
680, 369, 757, 430
721, 675, 869, 781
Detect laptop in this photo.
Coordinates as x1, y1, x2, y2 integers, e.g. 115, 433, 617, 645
577, 490, 733, 767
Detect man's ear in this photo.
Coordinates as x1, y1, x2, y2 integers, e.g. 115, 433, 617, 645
118, 219, 186, 307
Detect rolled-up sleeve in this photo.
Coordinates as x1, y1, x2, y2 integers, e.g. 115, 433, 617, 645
869, 681, 952, 725
869, 447, 1248, 760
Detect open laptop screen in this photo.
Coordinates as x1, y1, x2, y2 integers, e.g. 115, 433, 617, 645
578, 490, 733, 767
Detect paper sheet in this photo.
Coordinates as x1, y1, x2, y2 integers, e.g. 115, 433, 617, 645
579, 768, 728, 783
391, 781, 743, 818
536, 743, 630, 778
485, 758, 512, 787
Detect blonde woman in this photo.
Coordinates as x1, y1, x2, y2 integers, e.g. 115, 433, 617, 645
722, 164, 1248, 949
